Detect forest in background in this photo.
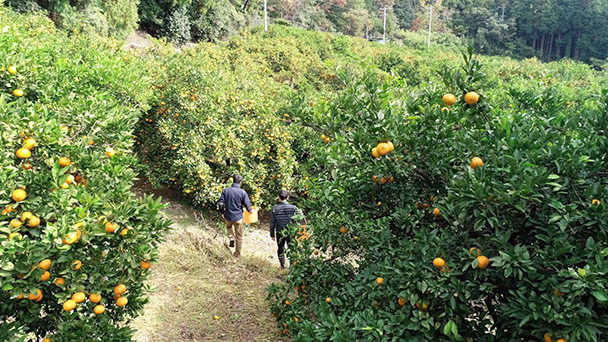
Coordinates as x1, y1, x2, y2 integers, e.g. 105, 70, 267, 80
3, 0, 608, 65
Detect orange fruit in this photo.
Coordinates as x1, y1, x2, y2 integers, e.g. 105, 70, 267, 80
592, 199, 601, 205
63, 299, 76, 311
116, 297, 128, 307
313, 250, 319, 255
13, 89, 24, 97
58, 157, 71, 167
470, 157, 483, 169
141, 260, 152, 269
476, 255, 490, 269
339, 226, 347, 234
544, 333, 552, 342
442, 93, 456, 106
114, 284, 126, 295
380, 177, 388, 184
556, 339, 566, 342
285, 300, 291, 305
387, 141, 394, 152
27, 215, 40, 228
65, 175, 75, 184
62, 232, 78, 245
90, 293, 102, 303
72, 292, 86, 303
554, 288, 562, 297
7, 232, 22, 241
376, 277, 384, 285
433, 208, 441, 217
464, 91, 479, 105
42, 339, 51, 342
372, 175, 379, 183
433, 258, 445, 269
55, 278, 65, 286
60, 182, 69, 189
40, 271, 50, 281
16, 148, 31, 159
10, 218, 22, 228
371, 148, 380, 158
12, 189, 27, 202
8, 66, 17, 75
28, 289, 41, 300
21, 212, 33, 222
325, 297, 331, 303
398, 298, 406, 306
105, 147, 116, 158
36, 293, 43, 302
23, 138, 36, 150
120, 228, 130, 236
377, 143, 390, 156
105, 222, 117, 233
16, 293, 24, 299
21, 162, 32, 170
39, 259, 52, 271
387, 176, 394, 183
71, 260, 82, 270
469, 248, 481, 257
94, 304, 105, 314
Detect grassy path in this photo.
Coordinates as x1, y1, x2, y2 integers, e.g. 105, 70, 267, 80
131, 185, 288, 342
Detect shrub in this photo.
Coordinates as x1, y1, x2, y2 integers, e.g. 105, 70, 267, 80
268, 49, 608, 341
0, 9, 170, 341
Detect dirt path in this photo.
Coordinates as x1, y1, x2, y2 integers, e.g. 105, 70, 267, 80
131, 184, 288, 342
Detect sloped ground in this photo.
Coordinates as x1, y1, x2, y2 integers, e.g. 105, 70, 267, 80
131, 183, 289, 342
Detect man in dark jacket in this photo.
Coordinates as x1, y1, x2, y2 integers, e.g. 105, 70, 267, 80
270, 190, 301, 268
218, 175, 253, 258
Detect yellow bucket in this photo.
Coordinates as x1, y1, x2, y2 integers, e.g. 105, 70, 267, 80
243, 206, 258, 224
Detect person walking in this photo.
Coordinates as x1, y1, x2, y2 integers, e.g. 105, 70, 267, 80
270, 190, 301, 269
218, 175, 253, 258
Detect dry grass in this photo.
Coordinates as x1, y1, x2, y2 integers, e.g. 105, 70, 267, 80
131, 184, 290, 342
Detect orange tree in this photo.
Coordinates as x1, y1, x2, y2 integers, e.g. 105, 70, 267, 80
0, 8, 170, 342
267, 49, 608, 341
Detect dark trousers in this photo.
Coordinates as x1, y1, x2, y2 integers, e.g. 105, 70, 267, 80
276, 230, 291, 258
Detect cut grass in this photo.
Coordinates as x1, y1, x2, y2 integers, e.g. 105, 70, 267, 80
132, 184, 289, 342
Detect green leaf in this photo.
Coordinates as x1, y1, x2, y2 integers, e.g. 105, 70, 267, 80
592, 291, 608, 302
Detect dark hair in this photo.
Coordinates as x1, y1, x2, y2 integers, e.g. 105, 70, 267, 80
233, 175, 243, 183
279, 190, 289, 200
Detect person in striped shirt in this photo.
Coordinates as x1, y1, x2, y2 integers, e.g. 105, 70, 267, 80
270, 190, 301, 269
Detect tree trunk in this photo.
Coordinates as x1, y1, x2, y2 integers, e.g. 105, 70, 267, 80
539, 34, 545, 58
548, 33, 554, 59
573, 27, 582, 60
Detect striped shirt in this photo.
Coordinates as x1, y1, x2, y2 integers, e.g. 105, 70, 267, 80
270, 201, 300, 237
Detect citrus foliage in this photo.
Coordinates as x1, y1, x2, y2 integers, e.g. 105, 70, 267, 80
0, 8, 170, 341
268, 50, 608, 341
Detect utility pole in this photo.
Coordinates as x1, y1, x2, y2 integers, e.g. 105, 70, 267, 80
499, 4, 506, 21
427, 6, 433, 47
264, 0, 267, 32
383, 7, 387, 44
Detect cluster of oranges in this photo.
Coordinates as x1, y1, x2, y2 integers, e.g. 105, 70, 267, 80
371, 141, 394, 158
442, 91, 480, 106
372, 175, 394, 184
3, 65, 24, 97
320, 134, 331, 143
61, 284, 127, 315
433, 247, 490, 274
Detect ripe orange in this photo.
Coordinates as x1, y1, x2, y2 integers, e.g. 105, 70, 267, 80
12, 189, 27, 202
592, 199, 601, 205
65, 175, 75, 184
63, 299, 76, 311
398, 298, 406, 306
60, 182, 69, 189
387, 176, 394, 183
21, 212, 33, 222
27, 215, 40, 228
442, 93, 456, 106
376, 277, 384, 285
556, 339, 566, 342
339, 226, 347, 234
544, 333, 552, 342
469, 247, 481, 257
377, 143, 390, 156
433, 208, 441, 217
21, 162, 32, 170
71, 260, 82, 270
42, 338, 51, 342
90, 293, 102, 303
477, 255, 490, 269
39, 259, 52, 271
10, 218, 22, 228
58, 157, 71, 167
325, 297, 331, 303
313, 250, 319, 255
116, 297, 128, 307
285, 300, 291, 305
372, 175, 379, 183
380, 177, 388, 184
371, 147, 380, 158
387, 141, 394, 152
55, 278, 65, 286
8, 66, 17, 75
141, 260, 152, 269
7, 232, 22, 241
23, 138, 36, 150
114, 284, 126, 295
62, 232, 78, 245
105, 147, 116, 158
464, 91, 479, 105
94, 304, 105, 314
433, 258, 446, 269
40, 271, 50, 281
13, 89, 24, 97
27, 289, 41, 300
105, 222, 117, 233
72, 292, 86, 303
16, 148, 31, 159
120, 228, 130, 236
470, 157, 483, 169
